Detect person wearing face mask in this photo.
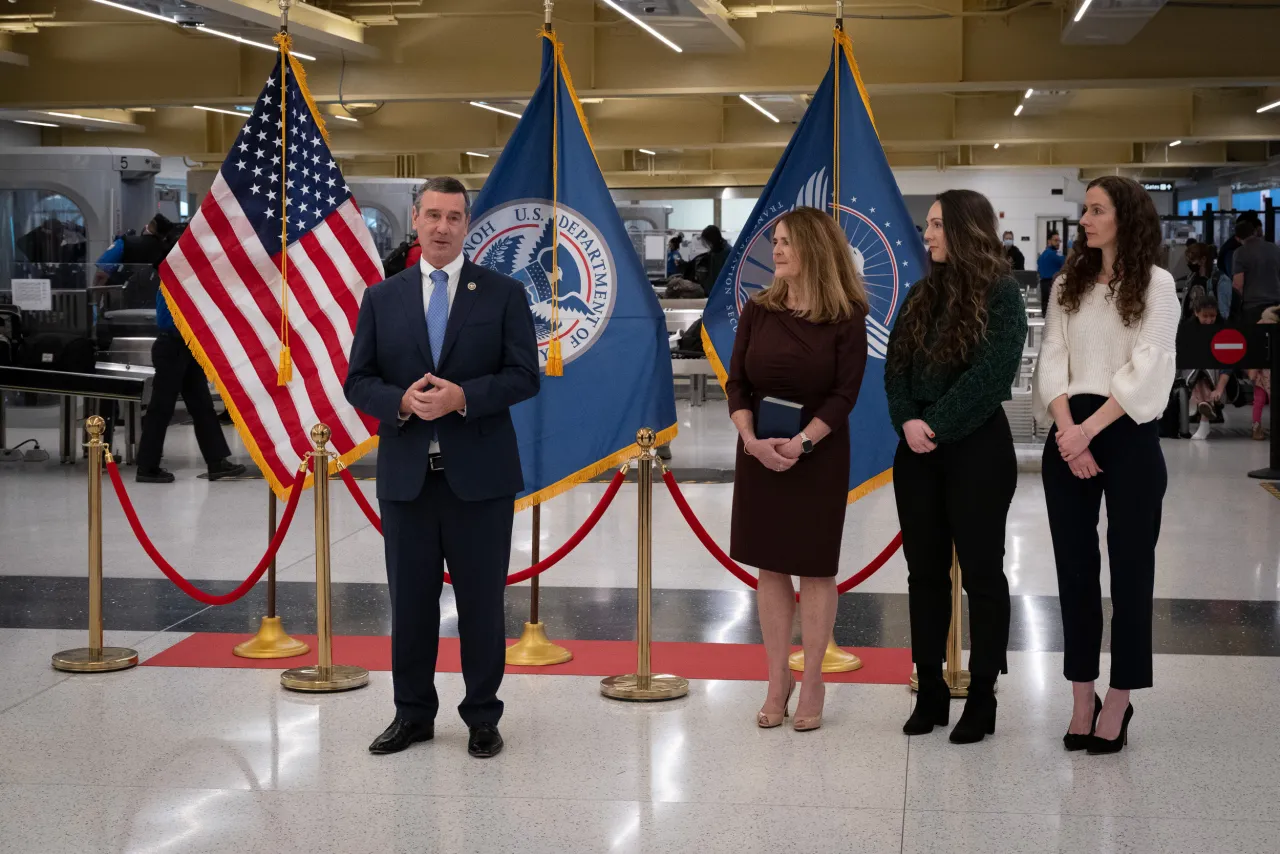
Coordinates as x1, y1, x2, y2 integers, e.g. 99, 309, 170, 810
1034, 176, 1178, 756
1002, 231, 1025, 271
1038, 231, 1065, 312
886, 191, 1026, 744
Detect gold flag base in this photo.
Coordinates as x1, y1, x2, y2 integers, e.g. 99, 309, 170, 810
281, 664, 369, 693
909, 666, 972, 698
788, 638, 863, 673
52, 647, 138, 673
600, 673, 689, 701
234, 616, 310, 659
505, 621, 573, 666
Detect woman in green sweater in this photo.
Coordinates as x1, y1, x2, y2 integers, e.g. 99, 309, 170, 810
884, 190, 1027, 744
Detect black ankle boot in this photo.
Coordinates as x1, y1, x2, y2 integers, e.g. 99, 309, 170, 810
950, 674, 997, 744
903, 666, 950, 735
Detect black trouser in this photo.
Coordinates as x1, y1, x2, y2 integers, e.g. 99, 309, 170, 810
1040, 279, 1054, 313
1042, 394, 1166, 690
380, 469, 513, 727
894, 409, 1017, 677
137, 332, 231, 470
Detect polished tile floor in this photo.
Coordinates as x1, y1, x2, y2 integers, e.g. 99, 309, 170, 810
1, 398, 1279, 852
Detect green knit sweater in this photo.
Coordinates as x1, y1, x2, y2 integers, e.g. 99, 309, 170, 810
884, 276, 1027, 444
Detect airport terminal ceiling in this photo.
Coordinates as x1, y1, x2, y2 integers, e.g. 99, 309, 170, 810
1, 0, 1279, 186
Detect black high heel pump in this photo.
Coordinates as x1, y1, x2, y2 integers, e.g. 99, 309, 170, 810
1063, 693, 1102, 752
1087, 703, 1134, 755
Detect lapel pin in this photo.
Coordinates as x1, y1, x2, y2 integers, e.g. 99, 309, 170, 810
467, 281, 477, 291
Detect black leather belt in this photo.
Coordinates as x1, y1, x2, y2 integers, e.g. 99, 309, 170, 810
428, 453, 445, 472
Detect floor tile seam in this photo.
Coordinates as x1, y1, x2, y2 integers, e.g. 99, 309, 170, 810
273, 520, 372, 576
899, 806, 1280, 824
0, 675, 73, 718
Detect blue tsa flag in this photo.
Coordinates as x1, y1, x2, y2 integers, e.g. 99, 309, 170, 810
701, 29, 925, 501
468, 31, 677, 509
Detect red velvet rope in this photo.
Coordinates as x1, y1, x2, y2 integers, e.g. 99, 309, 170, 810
105, 460, 309, 605
661, 469, 902, 595
337, 465, 629, 587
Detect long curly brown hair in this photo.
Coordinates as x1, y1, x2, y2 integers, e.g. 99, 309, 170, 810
886, 189, 1010, 372
1057, 176, 1161, 327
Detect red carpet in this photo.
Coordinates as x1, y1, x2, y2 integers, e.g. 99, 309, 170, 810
143, 634, 912, 684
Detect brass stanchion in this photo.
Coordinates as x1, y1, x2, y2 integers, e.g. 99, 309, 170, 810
52, 416, 138, 673
506, 504, 574, 666
235, 487, 309, 659
281, 424, 369, 692
909, 549, 970, 698
789, 634, 863, 673
601, 428, 688, 701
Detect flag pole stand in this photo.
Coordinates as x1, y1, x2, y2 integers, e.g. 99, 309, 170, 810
601, 428, 688, 701
789, 635, 862, 673
282, 425, 369, 693
52, 416, 138, 673
506, 504, 573, 666
909, 549, 974, 698
235, 487, 309, 658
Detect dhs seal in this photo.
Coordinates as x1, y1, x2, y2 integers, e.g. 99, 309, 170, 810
466, 199, 616, 370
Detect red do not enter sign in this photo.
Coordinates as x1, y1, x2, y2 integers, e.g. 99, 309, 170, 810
1211, 328, 1248, 365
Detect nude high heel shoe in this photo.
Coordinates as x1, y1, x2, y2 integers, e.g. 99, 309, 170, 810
757, 675, 796, 728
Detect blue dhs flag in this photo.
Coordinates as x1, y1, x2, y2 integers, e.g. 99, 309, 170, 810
701, 29, 925, 501
468, 32, 677, 508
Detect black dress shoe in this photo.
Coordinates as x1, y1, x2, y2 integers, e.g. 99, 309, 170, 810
468, 723, 504, 758
903, 670, 950, 736
1063, 693, 1102, 752
207, 458, 248, 481
368, 717, 434, 754
1087, 703, 1134, 755
950, 674, 998, 745
136, 467, 175, 484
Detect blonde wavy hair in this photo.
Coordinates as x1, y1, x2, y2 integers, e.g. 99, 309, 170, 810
754, 206, 869, 322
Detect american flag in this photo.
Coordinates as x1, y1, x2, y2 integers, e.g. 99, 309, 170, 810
160, 50, 382, 497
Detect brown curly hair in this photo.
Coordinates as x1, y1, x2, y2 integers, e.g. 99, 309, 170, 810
886, 189, 1010, 372
1057, 176, 1161, 327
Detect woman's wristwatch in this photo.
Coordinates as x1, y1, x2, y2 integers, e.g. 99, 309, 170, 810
798, 431, 813, 454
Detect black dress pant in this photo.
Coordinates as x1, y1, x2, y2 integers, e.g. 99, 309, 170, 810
1039, 279, 1054, 314
894, 409, 1017, 676
137, 332, 231, 470
1042, 394, 1166, 690
380, 469, 513, 727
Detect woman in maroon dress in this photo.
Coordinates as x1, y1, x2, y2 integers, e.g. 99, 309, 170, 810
726, 206, 869, 732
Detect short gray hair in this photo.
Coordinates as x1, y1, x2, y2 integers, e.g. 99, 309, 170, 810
414, 176, 470, 217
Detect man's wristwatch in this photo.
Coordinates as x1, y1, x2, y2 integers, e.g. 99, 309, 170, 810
798, 431, 813, 454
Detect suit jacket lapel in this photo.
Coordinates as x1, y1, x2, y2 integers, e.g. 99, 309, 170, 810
396, 266, 435, 371
438, 260, 482, 368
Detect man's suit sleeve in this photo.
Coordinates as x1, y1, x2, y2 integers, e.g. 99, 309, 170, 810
460, 279, 540, 420
344, 291, 404, 427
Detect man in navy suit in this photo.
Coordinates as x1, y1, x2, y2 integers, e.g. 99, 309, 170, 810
345, 176, 539, 758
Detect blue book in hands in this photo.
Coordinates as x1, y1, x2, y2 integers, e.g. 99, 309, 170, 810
756, 396, 804, 441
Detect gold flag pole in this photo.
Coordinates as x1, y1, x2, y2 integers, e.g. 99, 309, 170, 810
909, 548, 971, 697
234, 487, 310, 658
52, 416, 138, 673
601, 429, 688, 701
506, 503, 574, 666
281, 425, 369, 692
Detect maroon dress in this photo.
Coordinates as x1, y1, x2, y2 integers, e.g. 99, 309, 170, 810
726, 299, 868, 577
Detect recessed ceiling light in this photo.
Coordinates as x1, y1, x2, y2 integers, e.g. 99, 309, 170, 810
598, 0, 682, 53
197, 26, 315, 61
1257, 99, 1280, 114
330, 114, 358, 123
45, 111, 129, 125
89, 0, 173, 24
470, 101, 523, 119
739, 94, 780, 123
1024, 89, 1033, 99
192, 105, 246, 118
1074, 0, 1094, 23
994, 143, 1000, 149
1014, 104, 1024, 117
465, 151, 490, 158
1169, 140, 1182, 147
14, 120, 58, 127
639, 148, 656, 156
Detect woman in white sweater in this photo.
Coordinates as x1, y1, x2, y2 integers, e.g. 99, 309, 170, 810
1033, 176, 1178, 756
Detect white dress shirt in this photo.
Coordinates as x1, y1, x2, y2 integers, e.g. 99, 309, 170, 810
408, 251, 466, 452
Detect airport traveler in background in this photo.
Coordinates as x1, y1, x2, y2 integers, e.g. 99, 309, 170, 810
693, 224, 731, 291
1249, 305, 1277, 441
886, 190, 1027, 744
1182, 241, 1232, 321
345, 177, 540, 759
725, 206, 869, 734
135, 222, 248, 484
1216, 213, 1257, 297
1034, 176, 1178, 755
1002, 230, 1025, 271
1037, 230, 1065, 312
1231, 219, 1280, 327
666, 234, 685, 277
1177, 296, 1231, 440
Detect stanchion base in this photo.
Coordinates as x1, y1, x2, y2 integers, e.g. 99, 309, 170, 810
1247, 467, 1280, 480
234, 616, 310, 659
505, 622, 573, 666
281, 664, 369, 693
51, 647, 138, 673
788, 641, 863, 673
909, 667, 979, 699
600, 673, 689, 701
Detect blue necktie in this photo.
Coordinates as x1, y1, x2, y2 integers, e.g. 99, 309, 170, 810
426, 269, 449, 368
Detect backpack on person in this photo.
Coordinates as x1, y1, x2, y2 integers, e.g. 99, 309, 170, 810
664, 276, 705, 299
382, 239, 415, 277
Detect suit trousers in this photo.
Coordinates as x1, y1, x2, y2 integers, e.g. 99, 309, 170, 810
1042, 394, 1166, 690
380, 468, 513, 727
894, 409, 1017, 677
137, 332, 231, 470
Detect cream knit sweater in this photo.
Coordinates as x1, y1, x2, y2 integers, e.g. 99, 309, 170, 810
1033, 266, 1179, 425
